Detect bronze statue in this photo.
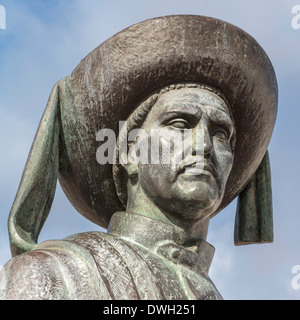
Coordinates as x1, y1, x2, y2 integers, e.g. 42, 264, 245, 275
0, 15, 277, 300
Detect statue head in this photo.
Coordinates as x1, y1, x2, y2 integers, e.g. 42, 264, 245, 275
7, 15, 278, 256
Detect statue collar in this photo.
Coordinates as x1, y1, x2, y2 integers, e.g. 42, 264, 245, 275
108, 211, 215, 275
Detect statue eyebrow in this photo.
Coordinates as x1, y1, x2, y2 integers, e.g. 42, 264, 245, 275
159, 103, 203, 117
207, 108, 234, 126
207, 109, 235, 136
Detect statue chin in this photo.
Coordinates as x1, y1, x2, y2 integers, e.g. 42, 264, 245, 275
162, 193, 221, 222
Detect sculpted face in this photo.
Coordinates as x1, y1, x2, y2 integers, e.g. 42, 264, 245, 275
127, 87, 235, 222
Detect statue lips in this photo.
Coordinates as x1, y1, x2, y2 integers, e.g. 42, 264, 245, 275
178, 158, 218, 179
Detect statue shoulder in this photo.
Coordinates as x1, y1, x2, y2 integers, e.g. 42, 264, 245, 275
0, 247, 65, 299
0, 232, 112, 300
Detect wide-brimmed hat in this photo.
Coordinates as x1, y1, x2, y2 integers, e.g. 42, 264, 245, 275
8, 15, 277, 256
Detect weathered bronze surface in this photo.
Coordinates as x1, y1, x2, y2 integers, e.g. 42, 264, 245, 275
0, 15, 277, 300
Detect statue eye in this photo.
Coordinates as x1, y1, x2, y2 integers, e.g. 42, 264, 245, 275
166, 118, 191, 129
214, 129, 228, 140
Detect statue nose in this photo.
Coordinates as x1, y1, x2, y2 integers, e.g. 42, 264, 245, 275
204, 130, 213, 157
192, 123, 213, 157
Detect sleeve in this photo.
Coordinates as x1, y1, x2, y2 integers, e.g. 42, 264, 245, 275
0, 250, 66, 300
0, 239, 112, 300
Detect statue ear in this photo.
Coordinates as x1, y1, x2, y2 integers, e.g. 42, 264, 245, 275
119, 148, 139, 178
234, 150, 273, 245
8, 79, 64, 257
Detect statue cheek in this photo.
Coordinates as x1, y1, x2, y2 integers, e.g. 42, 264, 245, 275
139, 164, 171, 194
214, 147, 234, 181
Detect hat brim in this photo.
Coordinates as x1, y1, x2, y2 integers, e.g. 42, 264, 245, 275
58, 15, 278, 228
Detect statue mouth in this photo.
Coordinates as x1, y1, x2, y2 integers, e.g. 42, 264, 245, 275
178, 158, 218, 178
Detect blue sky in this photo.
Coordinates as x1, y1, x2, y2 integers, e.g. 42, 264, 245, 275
0, 0, 300, 300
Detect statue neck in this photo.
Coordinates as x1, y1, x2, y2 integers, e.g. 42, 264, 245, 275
107, 211, 215, 275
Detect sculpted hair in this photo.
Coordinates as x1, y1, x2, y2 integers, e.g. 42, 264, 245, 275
113, 83, 236, 207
